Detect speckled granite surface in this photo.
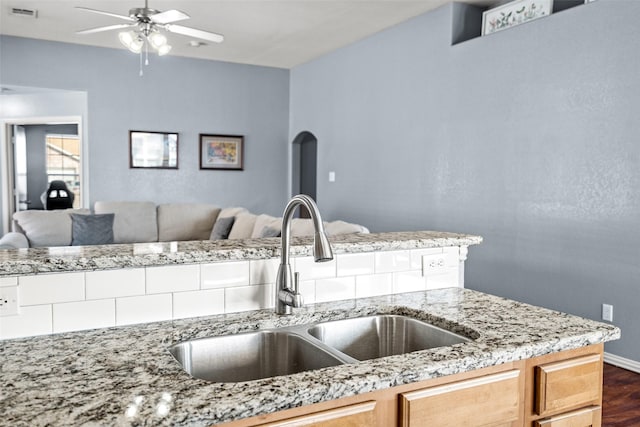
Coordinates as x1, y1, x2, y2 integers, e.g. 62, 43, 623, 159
1, 288, 619, 427
0, 231, 482, 276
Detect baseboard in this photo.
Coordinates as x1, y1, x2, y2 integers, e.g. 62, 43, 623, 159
604, 352, 640, 374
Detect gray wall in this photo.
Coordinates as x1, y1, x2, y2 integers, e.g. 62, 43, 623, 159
1, 36, 290, 224
290, 1, 640, 360
24, 124, 79, 210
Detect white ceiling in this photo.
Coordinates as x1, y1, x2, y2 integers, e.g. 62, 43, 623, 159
0, 0, 484, 69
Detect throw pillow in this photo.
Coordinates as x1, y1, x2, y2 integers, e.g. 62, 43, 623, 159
259, 226, 281, 238
210, 216, 236, 240
70, 213, 115, 246
250, 214, 282, 239
13, 208, 91, 247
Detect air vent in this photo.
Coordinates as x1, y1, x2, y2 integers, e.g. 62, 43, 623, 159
10, 8, 38, 18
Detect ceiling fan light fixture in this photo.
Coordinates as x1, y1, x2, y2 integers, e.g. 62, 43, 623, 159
119, 30, 143, 53
148, 32, 167, 50
157, 44, 172, 56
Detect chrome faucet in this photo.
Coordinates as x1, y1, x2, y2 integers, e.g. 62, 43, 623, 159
275, 195, 333, 315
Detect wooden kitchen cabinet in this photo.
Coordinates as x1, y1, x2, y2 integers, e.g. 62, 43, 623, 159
525, 345, 603, 427
533, 406, 601, 427
398, 369, 523, 427
221, 344, 604, 427
254, 401, 378, 427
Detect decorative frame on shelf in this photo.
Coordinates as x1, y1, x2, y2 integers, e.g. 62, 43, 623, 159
129, 130, 178, 169
482, 0, 554, 36
199, 134, 244, 170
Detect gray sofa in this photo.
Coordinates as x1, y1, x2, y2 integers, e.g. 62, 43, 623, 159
0, 201, 369, 249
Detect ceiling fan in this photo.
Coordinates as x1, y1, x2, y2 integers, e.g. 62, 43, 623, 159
76, 0, 224, 58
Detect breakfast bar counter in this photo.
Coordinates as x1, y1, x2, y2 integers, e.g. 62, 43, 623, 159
0, 287, 620, 426
0, 231, 482, 276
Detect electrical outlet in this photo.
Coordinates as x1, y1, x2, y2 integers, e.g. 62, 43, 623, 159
422, 254, 447, 276
602, 303, 613, 322
0, 286, 19, 316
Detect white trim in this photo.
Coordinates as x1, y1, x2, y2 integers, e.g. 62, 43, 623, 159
604, 352, 640, 374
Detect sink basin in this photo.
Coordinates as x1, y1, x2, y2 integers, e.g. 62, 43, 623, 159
169, 330, 344, 383
307, 315, 471, 361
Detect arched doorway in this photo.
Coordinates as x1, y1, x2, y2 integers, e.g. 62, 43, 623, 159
291, 131, 317, 218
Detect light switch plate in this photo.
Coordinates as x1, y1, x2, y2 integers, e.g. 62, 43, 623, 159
0, 286, 19, 316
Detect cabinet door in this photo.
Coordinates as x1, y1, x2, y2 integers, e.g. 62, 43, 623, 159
535, 354, 602, 416
255, 401, 377, 427
399, 369, 522, 427
534, 406, 601, 427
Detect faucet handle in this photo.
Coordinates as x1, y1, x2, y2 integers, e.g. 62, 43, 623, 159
293, 272, 300, 293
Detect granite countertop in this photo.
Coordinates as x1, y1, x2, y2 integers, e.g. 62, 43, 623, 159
1, 288, 620, 427
0, 231, 482, 276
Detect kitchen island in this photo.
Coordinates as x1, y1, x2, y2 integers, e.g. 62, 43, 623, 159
0, 287, 620, 426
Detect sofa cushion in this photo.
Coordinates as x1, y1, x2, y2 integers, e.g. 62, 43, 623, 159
228, 213, 257, 239
70, 213, 115, 246
251, 214, 282, 239
157, 203, 221, 242
94, 201, 157, 244
12, 208, 91, 247
325, 220, 369, 236
218, 206, 249, 219
289, 218, 317, 237
0, 232, 30, 249
210, 216, 235, 240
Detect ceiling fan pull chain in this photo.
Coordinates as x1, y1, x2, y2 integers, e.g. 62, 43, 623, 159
145, 40, 150, 66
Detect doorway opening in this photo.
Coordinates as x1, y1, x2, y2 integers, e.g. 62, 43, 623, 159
291, 131, 317, 218
2, 118, 83, 232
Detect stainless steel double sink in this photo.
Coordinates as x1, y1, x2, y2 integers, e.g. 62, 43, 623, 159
169, 314, 471, 383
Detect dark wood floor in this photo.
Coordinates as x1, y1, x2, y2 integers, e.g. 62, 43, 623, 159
603, 363, 640, 427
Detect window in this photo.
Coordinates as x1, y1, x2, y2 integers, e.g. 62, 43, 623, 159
46, 134, 81, 208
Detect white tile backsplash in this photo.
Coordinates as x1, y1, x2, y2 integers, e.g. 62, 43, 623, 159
85, 269, 145, 300
426, 271, 460, 290
392, 271, 426, 294
0, 304, 52, 339
298, 280, 316, 305
225, 284, 274, 313
315, 277, 356, 303
0, 277, 18, 287
201, 261, 249, 289
116, 294, 172, 326
337, 253, 375, 277
53, 299, 115, 333
443, 246, 460, 267
146, 265, 199, 294
1, 245, 465, 339
294, 257, 336, 281
375, 250, 411, 273
249, 259, 279, 285
19, 273, 85, 306
173, 289, 225, 319
356, 273, 393, 298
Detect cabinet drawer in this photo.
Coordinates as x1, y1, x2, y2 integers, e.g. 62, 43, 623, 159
255, 401, 377, 427
535, 354, 602, 416
399, 369, 522, 427
534, 406, 601, 427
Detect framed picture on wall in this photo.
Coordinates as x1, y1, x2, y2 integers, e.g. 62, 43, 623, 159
482, 0, 554, 36
199, 134, 244, 170
129, 130, 178, 169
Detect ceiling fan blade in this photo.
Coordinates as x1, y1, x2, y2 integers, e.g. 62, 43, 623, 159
150, 9, 190, 25
165, 24, 224, 43
75, 6, 134, 22
76, 23, 135, 35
